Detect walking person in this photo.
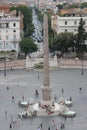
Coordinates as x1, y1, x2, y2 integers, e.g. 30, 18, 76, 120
54, 94, 57, 101
52, 119, 56, 127
37, 126, 41, 130
35, 89, 39, 96
38, 75, 39, 79
70, 96, 72, 101
64, 115, 67, 121
48, 126, 50, 130
7, 86, 9, 90
79, 87, 82, 92
22, 95, 24, 101
9, 123, 12, 129
5, 110, 7, 118
11, 96, 15, 102
60, 122, 63, 129
40, 122, 43, 129
62, 88, 64, 93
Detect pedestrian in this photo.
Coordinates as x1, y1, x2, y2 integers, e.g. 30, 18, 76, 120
62, 88, 64, 93
22, 95, 24, 101
79, 87, 82, 91
37, 126, 40, 130
70, 96, 72, 101
18, 100, 21, 105
60, 122, 63, 129
9, 123, 12, 129
11, 115, 13, 124
11, 96, 15, 102
52, 119, 56, 127
48, 126, 50, 130
35, 89, 39, 95
7, 86, 9, 90
5, 110, 7, 118
5, 110, 7, 115
62, 123, 65, 128
40, 122, 43, 128
71, 115, 73, 120
64, 115, 67, 120
38, 75, 39, 79
11, 67, 13, 70
54, 94, 57, 101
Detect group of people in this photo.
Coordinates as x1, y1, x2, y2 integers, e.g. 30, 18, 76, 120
37, 120, 65, 130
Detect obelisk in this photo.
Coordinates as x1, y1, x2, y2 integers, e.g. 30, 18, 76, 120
41, 8, 52, 107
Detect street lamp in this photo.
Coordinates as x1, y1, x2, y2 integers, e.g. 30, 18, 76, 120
81, 41, 84, 75
82, 55, 83, 75
82, 40, 84, 75
4, 41, 6, 77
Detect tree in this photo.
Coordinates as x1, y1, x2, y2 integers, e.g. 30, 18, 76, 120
67, 3, 79, 9
75, 17, 86, 55
19, 38, 38, 58
56, 4, 63, 10
10, 6, 34, 37
80, 2, 87, 9
52, 32, 75, 54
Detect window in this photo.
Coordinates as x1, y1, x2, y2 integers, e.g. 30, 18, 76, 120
13, 23, 16, 27
74, 21, 77, 25
74, 29, 77, 32
84, 21, 85, 25
0, 35, 2, 40
13, 35, 16, 40
13, 30, 16, 32
13, 43, 16, 48
5, 23, 9, 28
65, 29, 67, 32
6, 43, 9, 49
65, 21, 67, 25
6, 35, 9, 40
0, 23, 2, 28
0, 43, 2, 48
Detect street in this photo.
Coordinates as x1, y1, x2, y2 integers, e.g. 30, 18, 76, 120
0, 69, 87, 130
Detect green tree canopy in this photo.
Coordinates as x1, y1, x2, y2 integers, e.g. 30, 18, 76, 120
67, 4, 79, 9
75, 17, 86, 55
10, 6, 34, 37
56, 4, 63, 10
80, 2, 87, 9
19, 38, 38, 57
52, 32, 75, 54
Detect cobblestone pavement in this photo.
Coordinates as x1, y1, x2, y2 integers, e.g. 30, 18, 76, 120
0, 69, 87, 130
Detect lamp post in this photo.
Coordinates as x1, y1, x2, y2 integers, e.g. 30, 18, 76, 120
4, 41, 6, 77
82, 55, 83, 75
81, 41, 84, 75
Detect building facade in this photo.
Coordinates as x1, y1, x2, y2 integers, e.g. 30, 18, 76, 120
0, 12, 21, 53
51, 15, 87, 35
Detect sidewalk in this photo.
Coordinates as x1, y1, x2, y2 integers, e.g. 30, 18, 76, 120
0, 59, 26, 70
57, 59, 87, 69
0, 58, 87, 70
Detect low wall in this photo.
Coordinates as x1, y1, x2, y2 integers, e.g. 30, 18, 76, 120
26, 58, 57, 69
